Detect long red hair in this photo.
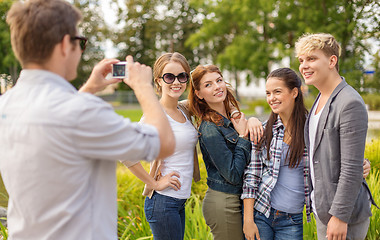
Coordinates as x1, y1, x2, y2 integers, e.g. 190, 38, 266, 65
188, 65, 240, 127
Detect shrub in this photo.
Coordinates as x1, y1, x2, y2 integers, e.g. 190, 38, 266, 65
365, 138, 380, 171
362, 94, 380, 111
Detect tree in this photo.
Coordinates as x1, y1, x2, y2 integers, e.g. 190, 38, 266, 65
186, 0, 380, 95
110, 0, 205, 90
71, 0, 109, 89
0, 0, 21, 84
186, 0, 282, 99
288, 0, 380, 92
366, 50, 380, 93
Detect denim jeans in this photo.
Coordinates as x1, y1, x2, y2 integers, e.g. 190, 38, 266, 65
144, 192, 187, 240
253, 208, 303, 240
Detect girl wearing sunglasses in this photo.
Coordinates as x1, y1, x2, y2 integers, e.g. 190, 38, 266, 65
124, 52, 200, 240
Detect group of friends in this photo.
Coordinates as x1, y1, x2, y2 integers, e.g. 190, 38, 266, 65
0, 0, 377, 240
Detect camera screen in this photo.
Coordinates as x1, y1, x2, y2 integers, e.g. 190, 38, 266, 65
113, 64, 126, 77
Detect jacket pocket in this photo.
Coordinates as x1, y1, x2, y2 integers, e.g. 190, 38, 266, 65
224, 131, 239, 144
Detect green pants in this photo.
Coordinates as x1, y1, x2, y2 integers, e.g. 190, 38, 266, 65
202, 188, 244, 240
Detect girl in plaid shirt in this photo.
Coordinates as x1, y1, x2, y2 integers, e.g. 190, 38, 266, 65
242, 68, 310, 240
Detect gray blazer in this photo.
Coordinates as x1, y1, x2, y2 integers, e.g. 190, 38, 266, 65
305, 78, 376, 225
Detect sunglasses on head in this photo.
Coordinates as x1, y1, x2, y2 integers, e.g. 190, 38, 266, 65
161, 72, 189, 84
71, 36, 88, 52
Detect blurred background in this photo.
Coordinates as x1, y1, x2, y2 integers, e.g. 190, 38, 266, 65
0, 1, 379, 239
1, 0, 379, 98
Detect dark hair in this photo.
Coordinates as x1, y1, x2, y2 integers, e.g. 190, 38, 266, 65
188, 65, 240, 126
6, 0, 81, 67
258, 68, 308, 168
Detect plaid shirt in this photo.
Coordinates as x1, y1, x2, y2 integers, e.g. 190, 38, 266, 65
241, 116, 311, 222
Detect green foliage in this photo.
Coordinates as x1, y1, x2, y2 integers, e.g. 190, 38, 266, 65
71, 0, 108, 89
111, 0, 205, 91
366, 170, 380, 240
367, 51, 380, 93
117, 164, 153, 239
365, 138, 380, 171
246, 98, 272, 115
0, 176, 8, 209
303, 210, 317, 239
115, 108, 143, 122
362, 94, 380, 111
0, 220, 7, 239
184, 194, 213, 240
116, 158, 213, 240
0, 0, 21, 82
187, 0, 380, 94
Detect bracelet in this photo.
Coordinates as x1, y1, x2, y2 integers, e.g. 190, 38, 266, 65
239, 134, 248, 140
230, 110, 240, 118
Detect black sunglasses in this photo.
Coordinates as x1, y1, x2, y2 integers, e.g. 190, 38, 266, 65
161, 72, 189, 84
71, 36, 88, 52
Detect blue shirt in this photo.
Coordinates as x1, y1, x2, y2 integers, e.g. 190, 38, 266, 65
271, 142, 305, 214
242, 116, 311, 222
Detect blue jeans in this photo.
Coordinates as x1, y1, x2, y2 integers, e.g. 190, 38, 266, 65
144, 192, 187, 240
253, 208, 303, 240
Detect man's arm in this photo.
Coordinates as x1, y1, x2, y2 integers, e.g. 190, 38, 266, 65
124, 56, 174, 159
78, 56, 174, 160
327, 97, 368, 239
79, 58, 122, 94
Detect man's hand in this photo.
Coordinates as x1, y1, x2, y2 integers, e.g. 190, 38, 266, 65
79, 58, 122, 94
123, 55, 153, 92
326, 216, 347, 240
363, 158, 371, 178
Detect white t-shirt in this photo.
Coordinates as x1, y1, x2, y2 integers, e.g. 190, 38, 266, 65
309, 96, 324, 216
157, 109, 198, 199
0, 70, 160, 240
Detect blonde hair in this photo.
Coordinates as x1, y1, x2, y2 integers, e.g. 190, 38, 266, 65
295, 33, 341, 71
153, 52, 191, 95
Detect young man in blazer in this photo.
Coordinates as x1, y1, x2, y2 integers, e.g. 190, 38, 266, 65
296, 33, 376, 240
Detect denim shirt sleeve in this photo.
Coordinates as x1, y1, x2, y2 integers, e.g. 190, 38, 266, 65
200, 121, 251, 185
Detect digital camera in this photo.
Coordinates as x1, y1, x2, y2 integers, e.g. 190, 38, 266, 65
112, 62, 128, 79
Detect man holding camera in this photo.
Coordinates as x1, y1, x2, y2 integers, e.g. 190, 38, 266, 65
0, 0, 175, 239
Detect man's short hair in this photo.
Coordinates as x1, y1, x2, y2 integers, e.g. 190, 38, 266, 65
295, 33, 341, 71
6, 0, 82, 67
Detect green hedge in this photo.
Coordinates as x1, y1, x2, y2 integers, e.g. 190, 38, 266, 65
363, 94, 380, 111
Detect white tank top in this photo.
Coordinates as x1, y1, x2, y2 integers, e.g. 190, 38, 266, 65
157, 109, 198, 199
